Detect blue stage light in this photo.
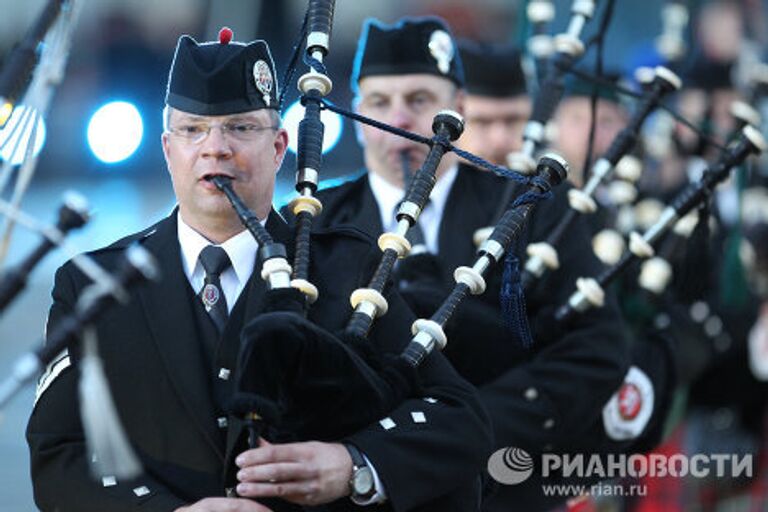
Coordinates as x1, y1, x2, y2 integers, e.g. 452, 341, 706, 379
87, 101, 143, 164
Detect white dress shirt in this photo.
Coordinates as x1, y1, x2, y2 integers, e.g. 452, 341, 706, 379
368, 165, 458, 254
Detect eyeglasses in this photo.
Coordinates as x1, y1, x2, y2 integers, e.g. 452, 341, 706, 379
168, 120, 278, 144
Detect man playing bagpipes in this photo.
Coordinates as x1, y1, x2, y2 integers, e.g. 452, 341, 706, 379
26, 28, 492, 512
294, 16, 632, 512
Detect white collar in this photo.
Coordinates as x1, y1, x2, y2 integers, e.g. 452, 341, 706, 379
176, 212, 259, 287
368, 165, 458, 254
368, 164, 458, 223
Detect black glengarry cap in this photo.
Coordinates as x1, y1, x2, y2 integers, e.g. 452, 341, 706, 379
165, 28, 279, 115
351, 17, 464, 92
458, 41, 527, 98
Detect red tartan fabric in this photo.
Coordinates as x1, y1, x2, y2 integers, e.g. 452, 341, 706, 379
630, 413, 768, 512
631, 425, 686, 512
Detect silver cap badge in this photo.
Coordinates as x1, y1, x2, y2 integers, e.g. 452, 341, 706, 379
253, 60, 273, 107
428, 30, 454, 75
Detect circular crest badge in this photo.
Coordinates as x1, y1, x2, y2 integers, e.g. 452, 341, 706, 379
602, 366, 654, 440
202, 283, 220, 309
253, 60, 273, 107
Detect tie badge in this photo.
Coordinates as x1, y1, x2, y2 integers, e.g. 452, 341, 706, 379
428, 30, 454, 75
253, 60, 274, 107
202, 283, 221, 310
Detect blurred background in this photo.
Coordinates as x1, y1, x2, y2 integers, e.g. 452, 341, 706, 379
1, 0, 767, 510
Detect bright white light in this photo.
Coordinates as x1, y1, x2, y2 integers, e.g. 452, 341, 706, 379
0, 106, 47, 165
87, 101, 144, 164
283, 100, 344, 155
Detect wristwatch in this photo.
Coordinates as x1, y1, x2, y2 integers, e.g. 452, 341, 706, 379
344, 443, 376, 501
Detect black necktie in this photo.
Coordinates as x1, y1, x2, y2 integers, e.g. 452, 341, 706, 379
198, 245, 232, 333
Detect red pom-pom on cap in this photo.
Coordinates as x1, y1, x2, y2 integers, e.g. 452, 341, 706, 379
218, 27, 233, 45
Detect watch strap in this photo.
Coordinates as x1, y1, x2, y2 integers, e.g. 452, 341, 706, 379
344, 442, 367, 469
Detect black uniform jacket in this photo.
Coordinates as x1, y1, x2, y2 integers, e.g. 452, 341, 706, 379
291, 165, 631, 511
27, 210, 492, 512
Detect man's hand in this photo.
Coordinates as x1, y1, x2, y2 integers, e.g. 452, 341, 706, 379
235, 439, 353, 506
174, 497, 273, 511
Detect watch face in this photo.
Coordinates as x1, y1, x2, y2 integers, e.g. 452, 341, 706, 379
353, 467, 374, 495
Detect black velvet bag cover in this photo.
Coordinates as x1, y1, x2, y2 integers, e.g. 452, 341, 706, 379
232, 289, 420, 442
